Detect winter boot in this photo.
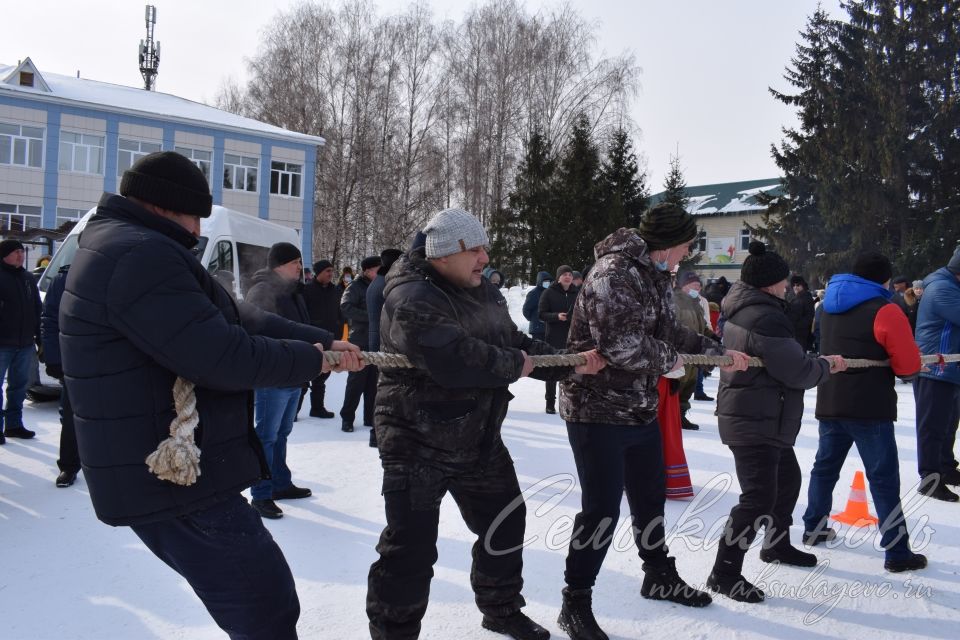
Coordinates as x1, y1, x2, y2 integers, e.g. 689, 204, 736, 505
640, 557, 712, 607
342, 420, 354, 433
557, 587, 608, 640
706, 569, 765, 604
545, 402, 556, 415
3, 425, 35, 439
369, 427, 378, 448
919, 475, 959, 502
759, 544, 817, 567
803, 522, 838, 547
884, 552, 927, 573
309, 388, 335, 418
480, 610, 550, 640
942, 467, 960, 486
680, 416, 699, 431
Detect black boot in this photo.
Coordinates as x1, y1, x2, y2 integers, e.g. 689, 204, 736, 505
545, 401, 556, 415
640, 557, 712, 607
884, 552, 927, 573
759, 544, 817, 567
680, 416, 700, 431
369, 427, 378, 448
706, 570, 765, 604
919, 475, 959, 502
802, 522, 837, 547
557, 587, 608, 640
341, 420, 354, 432
309, 388, 335, 418
480, 611, 549, 640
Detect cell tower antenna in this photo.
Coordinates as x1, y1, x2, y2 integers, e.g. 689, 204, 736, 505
138, 5, 160, 91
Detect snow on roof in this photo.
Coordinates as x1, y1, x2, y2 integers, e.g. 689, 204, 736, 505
0, 61, 324, 147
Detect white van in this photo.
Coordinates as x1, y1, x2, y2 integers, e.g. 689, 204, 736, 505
39, 205, 302, 300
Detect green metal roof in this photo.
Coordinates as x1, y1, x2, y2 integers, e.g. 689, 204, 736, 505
650, 178, 783, 216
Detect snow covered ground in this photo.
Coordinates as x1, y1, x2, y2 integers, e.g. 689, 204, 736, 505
2, 286, 958, 639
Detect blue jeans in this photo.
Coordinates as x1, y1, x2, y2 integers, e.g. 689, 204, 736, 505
131, 495, 299, 640
252, 386, 301, 500
0, 346, 34, 432
803, 420, 911, 559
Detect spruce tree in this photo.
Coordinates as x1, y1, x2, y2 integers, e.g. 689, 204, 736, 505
600, 129, 649, 229
661, 153, 690, 209
505, 128, 556, 281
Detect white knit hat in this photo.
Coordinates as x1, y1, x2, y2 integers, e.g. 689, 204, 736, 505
423, 208, 489, 258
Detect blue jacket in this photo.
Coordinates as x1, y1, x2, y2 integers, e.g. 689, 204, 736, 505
916, 267, 960, 386
40, 265, 69, 370
522, 271, 551, 336
822, 273, 893, 314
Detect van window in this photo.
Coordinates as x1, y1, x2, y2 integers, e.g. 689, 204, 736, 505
38, 234, 79, 292
207, 240, 234, 274
237, 242, 269, 297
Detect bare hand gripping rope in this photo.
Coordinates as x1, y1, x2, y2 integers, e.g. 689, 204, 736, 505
147, 352, 959, 485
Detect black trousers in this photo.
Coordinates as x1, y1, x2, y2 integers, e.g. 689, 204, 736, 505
56, 381, 80, 473
341, 364, 378, 425
367, 447, 526, 639
713, 444, 801, 575
130, 495, 299, 640
563, 421, 669, 590
914, 377, 960, 479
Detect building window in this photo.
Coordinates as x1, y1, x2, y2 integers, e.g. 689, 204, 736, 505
56, 207, 87, 228
223, 153, 258, 192
59, 131, 104, 174
696, 229, 707, 253
117, 138, 162, 176
0, 203, 43, 232
19, 72, 34, 87
175, 146, 212, 182
0, 122, 44, 168
270, 161, 302, 198
740, 228, 752, 251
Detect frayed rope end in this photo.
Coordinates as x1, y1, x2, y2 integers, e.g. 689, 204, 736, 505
145, 435, 202, 486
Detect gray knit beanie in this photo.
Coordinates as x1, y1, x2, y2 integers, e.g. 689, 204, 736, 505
423, 208, 489, 258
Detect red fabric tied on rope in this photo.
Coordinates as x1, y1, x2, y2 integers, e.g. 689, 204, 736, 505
657, 377, 694, 500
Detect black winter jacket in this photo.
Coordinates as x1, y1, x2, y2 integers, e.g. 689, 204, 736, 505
717, 282, 830, 448
41, 265, 69, 372
0, 260, 41, 349
303, 280, 342, 334
539, 282, 578, 348
786, 289, 816, 349
341, 275, 372, 348
522, 271, 551, 337
375, 251, 570, 471
60, 193, 334, 526
366, 273, 387, 352
245, 269, 311, 325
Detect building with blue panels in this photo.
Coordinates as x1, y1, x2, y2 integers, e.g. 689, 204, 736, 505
0, 57, 324, 263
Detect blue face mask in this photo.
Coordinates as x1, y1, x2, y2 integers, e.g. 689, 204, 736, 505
654, 260, 669, 272
542, 281, 551, 288
688, 290, 700, 299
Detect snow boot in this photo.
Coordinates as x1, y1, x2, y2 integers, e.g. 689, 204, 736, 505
557, 587, 608, 640
884, 552, 927, 573
480, 611, 549, 640
640, 557, 712, 607
706, 570, 765, 604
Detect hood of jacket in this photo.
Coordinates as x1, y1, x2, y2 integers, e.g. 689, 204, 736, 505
593, 227, 653, 268
722, 280, 787, 319
535, 271, 551, 286
823, 273, 892, 314
923, 267, 958, 291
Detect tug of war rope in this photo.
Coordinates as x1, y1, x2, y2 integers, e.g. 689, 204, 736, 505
147, 351, 960, 486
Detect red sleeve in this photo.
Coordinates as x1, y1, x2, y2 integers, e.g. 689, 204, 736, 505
874, 303, 921, 376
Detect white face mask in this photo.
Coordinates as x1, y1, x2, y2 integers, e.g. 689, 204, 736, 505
688, 290, 700, 299
343, 275, 352, 284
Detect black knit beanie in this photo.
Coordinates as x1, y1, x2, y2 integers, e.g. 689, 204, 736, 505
637, 202, 698, 250
379, 249, 403, 275
120, 151, 213, 217
741, 241, 790, 288
853, 251, 893, 285
0, 239, 25, 259
267, 242, 302, 268
556, 264, 573, 279
313, 259, 333, 274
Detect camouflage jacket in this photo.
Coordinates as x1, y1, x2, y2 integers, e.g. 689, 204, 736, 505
560, 228, 723, 426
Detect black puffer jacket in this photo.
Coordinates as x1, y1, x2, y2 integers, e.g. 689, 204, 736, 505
787, 288, 816, 349
341, 275, 372, 348
538, 282, 578, 348
717, 281, 830, 448
375, 251, 569, 471
302, 280, 342, 334
60, 194, 334, 526
245, 269, 311, 325
0, 260, 41, 349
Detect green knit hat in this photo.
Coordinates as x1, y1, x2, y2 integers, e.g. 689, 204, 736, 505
637, 202, 698, 250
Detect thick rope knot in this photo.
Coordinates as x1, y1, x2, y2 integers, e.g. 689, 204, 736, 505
145, 377, 201, 486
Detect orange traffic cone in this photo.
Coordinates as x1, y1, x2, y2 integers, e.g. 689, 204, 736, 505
831, 470, 879, 527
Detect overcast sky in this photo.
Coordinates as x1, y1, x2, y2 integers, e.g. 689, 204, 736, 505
4, 0, 843, 188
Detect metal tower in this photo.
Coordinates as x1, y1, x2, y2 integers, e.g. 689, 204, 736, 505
138, 5, 160, 91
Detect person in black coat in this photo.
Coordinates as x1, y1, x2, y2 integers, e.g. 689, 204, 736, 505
786, 275, 816, 350
538, 264, 578, 413
301, 259, 342, 418
340, 255, 381, 431
40, 264, 79, 486
367, 207, 605, 640
0, 239, 41, 442
366, 248, 403, 447
707, 242, 845, 604
244, 242, 318, 519
522, 271, 551, 341
59, 152, 361, 640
